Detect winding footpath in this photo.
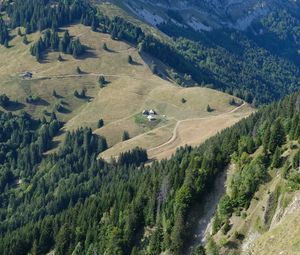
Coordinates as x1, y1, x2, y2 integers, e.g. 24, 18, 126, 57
148, 102, 247, 155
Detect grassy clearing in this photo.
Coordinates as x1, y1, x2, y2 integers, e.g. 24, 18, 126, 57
0, 24, 253, 158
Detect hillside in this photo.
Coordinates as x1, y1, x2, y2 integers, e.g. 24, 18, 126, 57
0, 23, 253, 160
107, 0, 300, 30
198, 95, 300, 255
98, 0, 300, 105
0, 1, 300, 255
100, 101, 250, 161
1, 82, 300, 255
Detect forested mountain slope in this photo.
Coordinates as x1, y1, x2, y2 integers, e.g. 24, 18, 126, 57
0, 0, 300, 255
99, 0, 300, 105
1, 74, 300, 255
0, 0, 253, 160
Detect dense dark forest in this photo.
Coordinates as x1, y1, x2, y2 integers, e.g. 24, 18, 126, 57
2, 0, 300, 104
30, 29, 85, 61
1, 89, 300, 254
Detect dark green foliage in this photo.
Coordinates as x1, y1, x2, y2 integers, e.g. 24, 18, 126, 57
26, 95, 40, 104
229, 98, 237, 106
74, 89, 86, 99
1, 1, 300, 253
118, 147, 148, 167
0, 17, 9, 45
268, 119, 286, 153
128, 55, 133, 64
272, 147, 282, 168
5, 0, 93, 33
191, 245, 206, 255
97, 119, 104, 128
54, 102, 64, 112
122, 130, 130, 141
80, 89, 86, 98
103, 43, 108, 51
74, 90, 79, 98
231, 155, 268, 208
98, 76, 106, 87
17, 28, 22, 36
0, 94, 10, 107
30, 29, 85, 61
4, 39, 9, 48
1, 91, 300, 254
1, 0, 300, 104
207, 104, 213, 112
181, 98, 187, 104
206, 237, 219, 255
150, 62, 158, 75
22, 35, 29, 45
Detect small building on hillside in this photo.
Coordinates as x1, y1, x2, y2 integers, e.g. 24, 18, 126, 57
147, 115, 156, 122
142, 109, 149, 115
149, 109, 156, 115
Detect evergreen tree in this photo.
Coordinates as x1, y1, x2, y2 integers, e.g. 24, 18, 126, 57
269, 119, 286, 153
206, 104, 213, 112
272, 147, 281, 168
0, 94, 10, 107
98, 76, 106, 87
122, 131, 130, 141
17, 28, 22, 36
4, 39, 9, 48
191, 245, 206, 255
128, 55, 133, 64
80, 89, 86, 98
55, 224, 72, 255
74, 90, 79, 98
22, 35, 29, 45
97, 119, 104, 128
103, 42, 108, 51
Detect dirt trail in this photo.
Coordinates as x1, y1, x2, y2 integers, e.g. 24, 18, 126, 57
148, 103, 250, 160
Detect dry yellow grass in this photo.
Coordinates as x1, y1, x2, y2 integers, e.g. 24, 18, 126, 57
0, 24, 253, 159
100, 103, 254, 161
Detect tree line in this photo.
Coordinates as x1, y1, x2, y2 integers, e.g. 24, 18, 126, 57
30, 29, 84, 61
1, 91, 300, 254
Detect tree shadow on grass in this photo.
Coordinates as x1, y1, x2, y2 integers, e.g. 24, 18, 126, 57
130, 60, 143, 66
77, 50, 98, 60
28, 98, 50, 106
58, 106, 72, 114
4, 101, 26, 111
105, 47, 117, 53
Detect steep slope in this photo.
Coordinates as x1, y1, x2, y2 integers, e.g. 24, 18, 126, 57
247, 193, 300, 255
202, 96, 300, 255
1, 81, 299, 255
105, 0, 300, 30
0, 1, 300, 255
97, 0, 300, 105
